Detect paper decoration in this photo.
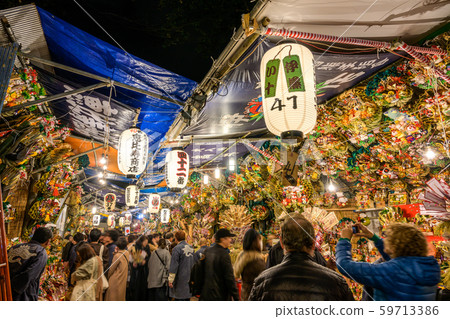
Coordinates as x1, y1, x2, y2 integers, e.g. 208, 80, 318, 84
261, 43, 317, 137
161, 208, 170, 223
104, 193, 116, 211
166, 149, 190, 191
107, 214, 115, 227
148, 194, 161, 213
419, 178, 450, 220
92, 215, 100, 226
125, 185, 140, 207
124, 227, 130, 236
118, 128, 149, 176
119, 217, 125, 227
125, 212, 132, 225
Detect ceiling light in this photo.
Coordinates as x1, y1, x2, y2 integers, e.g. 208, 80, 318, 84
425, 148, 436, 160
215, 168, 220, 179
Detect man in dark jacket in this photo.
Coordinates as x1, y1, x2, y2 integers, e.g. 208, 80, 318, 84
8, 227, 53, 300
200, 229, 240, 301
89, 228, 109, 272
61, 235, 74, 267
68, 232, 86, 281
267, 240, 327, 268
102, 229, 119, 275
249, 216, 354, 301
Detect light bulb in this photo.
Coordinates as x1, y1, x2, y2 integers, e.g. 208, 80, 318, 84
92, 206, 97, 214
143, 209, 147, 215
99, 156, 107, 165
229, 158, 236, 170
103, 165, 107, 170
98, 172, 104, 178
425, 148, 436, 160
175, 199, 179, 204
215, 168, 220, 179
170, 199, 174, 204
99, 179, 106, 185
328, 182, 336, 192
183, 188, 188, 194
203, 174, 209, 184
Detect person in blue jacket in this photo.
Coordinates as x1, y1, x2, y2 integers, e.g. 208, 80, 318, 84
336, 222, 440, 301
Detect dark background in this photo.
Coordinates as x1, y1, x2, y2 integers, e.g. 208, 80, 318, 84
1, 0, 255, 82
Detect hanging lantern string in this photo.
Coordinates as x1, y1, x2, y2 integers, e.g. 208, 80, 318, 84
242, 140, 285, 166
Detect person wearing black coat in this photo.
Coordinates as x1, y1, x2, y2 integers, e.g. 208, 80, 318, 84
249, 216, 354, 301
200, 229, 240, 301
267, 241, 327, 268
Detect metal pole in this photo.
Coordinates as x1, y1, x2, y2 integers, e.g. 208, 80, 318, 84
20, 54, 185, 107
32, 145, 104, 174
2, 82, 109, 114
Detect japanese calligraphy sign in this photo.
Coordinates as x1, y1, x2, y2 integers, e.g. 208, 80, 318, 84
165, 150, 190, 191
160, 208, 170, 224
125, 185, 140, 207
104, 193, 116, 212
118, 128, 149, 176
148, 194, 161, 213
261, 43, 317, 137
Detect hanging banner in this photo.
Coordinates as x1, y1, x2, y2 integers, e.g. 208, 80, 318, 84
182, 40, 401, 137
124, 226, 131, 236
104, 193, 116, 212
92, 214, 101, 226
125, 185, 140, 207
161, 208, 170, 223
36, 68, 136, 147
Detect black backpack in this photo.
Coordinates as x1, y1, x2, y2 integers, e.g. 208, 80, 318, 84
189, 251, 207, 296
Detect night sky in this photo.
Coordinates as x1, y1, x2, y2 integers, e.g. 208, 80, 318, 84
1, 0, 255, 82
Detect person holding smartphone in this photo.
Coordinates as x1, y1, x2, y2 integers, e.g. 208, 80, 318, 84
336, 222, 440, 301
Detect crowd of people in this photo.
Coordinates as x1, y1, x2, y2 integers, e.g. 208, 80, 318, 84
6, 213, 449, 301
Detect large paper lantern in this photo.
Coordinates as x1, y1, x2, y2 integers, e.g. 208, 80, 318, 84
104, 193, 116, 212
160, 208, 170, 223
118, 128, 149, 176
148, 194, 161, 213
126, 185, 140, 207
165, 149, 189, 192
260, 43, 317, 138
93, 215, 101, 226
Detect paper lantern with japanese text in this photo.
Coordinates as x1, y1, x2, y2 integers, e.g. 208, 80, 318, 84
104, 193, 116, 212
160, 208, 170, 223
260, 43, 317, 138
93, 215, 101, 226
118, 128, 149, 176
165, 149, 189, 192
126, 185, 140, 207
148, 194, 161, 213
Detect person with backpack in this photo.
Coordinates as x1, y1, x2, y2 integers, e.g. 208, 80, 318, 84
199, 229, 240, 301
148, 238, 171, 300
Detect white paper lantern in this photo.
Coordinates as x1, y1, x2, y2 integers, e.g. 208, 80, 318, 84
119, 217, 125, 227
260, 43, 317, 138
104, 193, 116, 212
125, 212, 132, 225
93, 215, 101, 226
165, 149, 189, 191
148, 194, 161, 213
160, 208, 170, 223
118, 128, 149, 176
126, 185, 140, 207
107, 214, 115, 227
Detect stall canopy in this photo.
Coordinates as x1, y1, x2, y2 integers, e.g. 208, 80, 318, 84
0, 4, 197, 205
180, 0, 450, 167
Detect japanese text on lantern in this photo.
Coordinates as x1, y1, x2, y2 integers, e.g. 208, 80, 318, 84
128, 131, 141, 173
176, 151, 187, 185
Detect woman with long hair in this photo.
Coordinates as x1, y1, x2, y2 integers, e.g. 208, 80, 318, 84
71, 244, 103, 301
128, 235, 150, 300
233, 228, 266, 300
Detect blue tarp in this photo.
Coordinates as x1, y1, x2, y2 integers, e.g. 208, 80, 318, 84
36, 7, 197, 187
